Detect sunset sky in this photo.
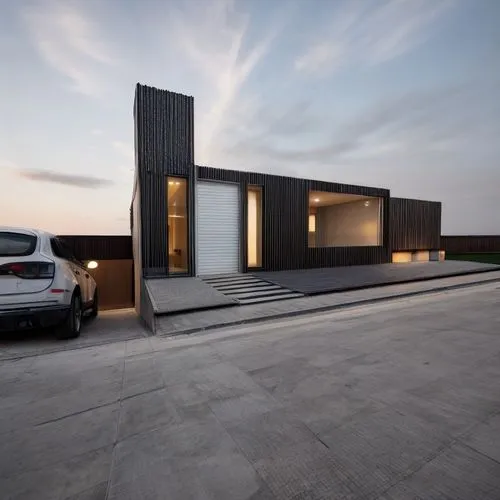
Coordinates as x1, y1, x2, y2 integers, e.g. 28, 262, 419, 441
1, 0, 499, 235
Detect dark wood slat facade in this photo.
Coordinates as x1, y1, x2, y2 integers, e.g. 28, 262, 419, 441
197, 166, 391, 272
441, 235, 500, 253
133, 83, 443, 277
134, 84, 195, 277
389, 198, 442, 252
58, 235, 132, 260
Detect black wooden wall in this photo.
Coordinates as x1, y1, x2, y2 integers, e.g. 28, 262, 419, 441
59, 235, 132, 260
197, 166, 391, 272
389, 198, 442, 252
134, 83, 195, 277
441, 235, 500, 253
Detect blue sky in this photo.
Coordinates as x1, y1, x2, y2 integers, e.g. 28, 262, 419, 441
1, 0, 499, 235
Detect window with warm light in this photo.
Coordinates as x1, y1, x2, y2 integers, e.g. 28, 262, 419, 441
308, 214, 316, 232
167, 177, 189, 273
247, 186, 262, 268
308, 191, 383, 248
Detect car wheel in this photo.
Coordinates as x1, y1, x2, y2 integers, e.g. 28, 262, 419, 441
89, 289, 98, 318
56, 291, 82, 340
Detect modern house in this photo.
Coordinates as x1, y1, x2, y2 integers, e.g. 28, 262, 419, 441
131, 83, 442, 322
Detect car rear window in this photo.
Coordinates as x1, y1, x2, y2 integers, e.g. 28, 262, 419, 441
0, 232, 37, 257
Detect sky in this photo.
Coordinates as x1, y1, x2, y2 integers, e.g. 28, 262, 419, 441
1, 0, 499, 236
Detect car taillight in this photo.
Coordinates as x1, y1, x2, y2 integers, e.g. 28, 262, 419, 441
0, 262, 55, 279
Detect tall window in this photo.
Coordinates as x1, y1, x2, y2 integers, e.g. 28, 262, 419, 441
247, 186, 262, 267
167, 177, 188, 273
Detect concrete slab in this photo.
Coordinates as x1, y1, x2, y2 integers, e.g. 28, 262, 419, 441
145, 277, 237, 314
1, 282, 500, 499
254, 260, 500, 295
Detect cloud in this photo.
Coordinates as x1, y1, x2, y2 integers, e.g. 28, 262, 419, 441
0, 159, 19, 171
168, 0, 284, 164
91, 128, 104, 136
22, 0, 115, 96
222, 81, 497, 171
17, 169, 113, 188
295, 0, 453, 75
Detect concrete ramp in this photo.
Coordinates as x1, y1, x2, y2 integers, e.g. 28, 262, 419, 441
145, 277, 237, 315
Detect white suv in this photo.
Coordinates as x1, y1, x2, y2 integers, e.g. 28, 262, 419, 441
0, 227, 98, 339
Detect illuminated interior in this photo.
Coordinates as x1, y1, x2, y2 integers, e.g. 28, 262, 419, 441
247, 186, 263, 267
167, 177, 188, 273
308, 191, 383, 248
392, 252, 413, 263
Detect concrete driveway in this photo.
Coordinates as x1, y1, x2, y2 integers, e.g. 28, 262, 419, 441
1, 283, 500, 499
0, 309, 148, 361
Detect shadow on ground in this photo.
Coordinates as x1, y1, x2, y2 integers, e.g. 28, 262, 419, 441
0, 309, 149, 360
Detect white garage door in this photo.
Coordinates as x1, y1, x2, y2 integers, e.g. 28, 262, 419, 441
196, 181, 240, 276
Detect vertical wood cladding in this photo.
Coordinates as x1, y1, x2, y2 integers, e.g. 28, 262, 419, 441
58, 235, 132, 260
134, 84, 195, 275
441, 235, 500, 253
389, 198, 442, 251
196, 166, 391, 271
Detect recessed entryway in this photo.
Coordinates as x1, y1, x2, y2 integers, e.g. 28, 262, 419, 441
196, 181, 241, 276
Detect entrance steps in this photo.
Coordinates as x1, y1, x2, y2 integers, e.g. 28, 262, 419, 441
202, 274, 304, 305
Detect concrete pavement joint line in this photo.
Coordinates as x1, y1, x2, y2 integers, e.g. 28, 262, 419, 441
33, 400, 119, 428
375, 437, 459, 500
160, 277, 500, 337
0, 443, 114, 482
118, 383, 167, 403
458, 441, 500, 468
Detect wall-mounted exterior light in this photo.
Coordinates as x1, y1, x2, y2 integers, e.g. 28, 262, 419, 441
87, 261, 99, 270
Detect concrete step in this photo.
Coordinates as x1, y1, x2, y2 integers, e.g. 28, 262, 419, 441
207, 278, 264, 287
204, 275, 254, 282
238, 293, 305, 305
229, 289, 299, 300
215, 281, 275, 291
223, 285, 282, 295
201, 274, 245, 280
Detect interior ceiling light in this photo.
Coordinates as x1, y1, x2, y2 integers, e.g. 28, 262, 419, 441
175, 182, 180, 185
168, 181, 174, 185
364, 201, 370, 207
314, 198, 320, 202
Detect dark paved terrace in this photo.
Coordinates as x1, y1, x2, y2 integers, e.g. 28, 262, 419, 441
254, 260, 500, 294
